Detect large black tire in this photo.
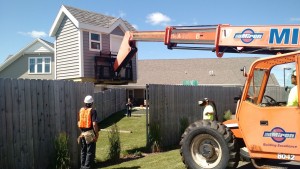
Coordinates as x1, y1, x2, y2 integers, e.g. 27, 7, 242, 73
180, 120, 239, 169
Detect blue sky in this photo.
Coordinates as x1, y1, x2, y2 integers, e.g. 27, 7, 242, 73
0, 0, 300, 66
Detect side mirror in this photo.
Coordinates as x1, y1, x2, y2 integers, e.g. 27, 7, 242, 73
240, 66, 247, 77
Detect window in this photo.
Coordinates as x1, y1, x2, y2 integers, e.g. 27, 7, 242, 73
28, 57, 51, 74
247, 69, 266, 105
110, 35, 123, 55
246, 63, 295, 107
90, 32, 101, 51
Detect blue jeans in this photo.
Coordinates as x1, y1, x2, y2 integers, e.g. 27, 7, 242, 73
80, 137, 96, 169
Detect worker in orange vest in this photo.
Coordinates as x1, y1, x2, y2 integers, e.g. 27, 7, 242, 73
78, 95, 99, 169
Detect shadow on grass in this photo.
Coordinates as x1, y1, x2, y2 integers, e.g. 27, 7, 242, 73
99, 109, 145, 129
125, 146, 149, 154
109, 167, 141, 169
94, 156, 143, 168
94, 146, 149, 168
99, 110, 127, 129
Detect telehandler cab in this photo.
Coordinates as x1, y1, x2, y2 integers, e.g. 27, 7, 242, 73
115, 24, 300, 168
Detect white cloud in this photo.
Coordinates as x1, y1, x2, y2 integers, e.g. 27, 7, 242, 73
18, 30, 47, 38
146, 12, 171, 26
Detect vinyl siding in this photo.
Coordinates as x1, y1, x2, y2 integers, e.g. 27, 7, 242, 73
82, 31, 99, 78
102, 34, 110, 52
0, 54, 54, 79
55, 16, 80, 79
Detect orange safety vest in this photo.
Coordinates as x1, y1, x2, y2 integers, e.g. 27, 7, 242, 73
78, 108, 93, 128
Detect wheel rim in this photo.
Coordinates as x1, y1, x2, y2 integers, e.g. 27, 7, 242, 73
190, 134, 222, 168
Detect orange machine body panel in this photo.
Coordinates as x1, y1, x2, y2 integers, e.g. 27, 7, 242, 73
235, 51, 300, 161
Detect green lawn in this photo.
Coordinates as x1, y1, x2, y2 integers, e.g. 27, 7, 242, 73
94, 108, 186, 169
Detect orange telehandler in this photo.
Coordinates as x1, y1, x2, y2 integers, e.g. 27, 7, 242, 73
114, 24, 300, 168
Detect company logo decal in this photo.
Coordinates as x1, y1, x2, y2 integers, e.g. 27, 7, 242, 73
263, 127, 296, 143
234, 29, 263, 43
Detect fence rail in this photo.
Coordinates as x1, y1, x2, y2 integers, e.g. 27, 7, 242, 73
0, 78, 126, 169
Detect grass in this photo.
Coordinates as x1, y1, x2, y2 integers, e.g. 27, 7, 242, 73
94, 108, 186, 169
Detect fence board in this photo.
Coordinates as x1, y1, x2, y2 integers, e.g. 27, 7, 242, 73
65, 81, 71, 136
12, 79, 22, 168
54, 81, 61, 134
37, 80, 46, 168
30, 80, 38, 169
17, 79, 27, 168
69, 81, 79, 168
42, 80, 51, 168
59, 80, 66, 133
5, 79, 14, 168
24, 79, 34, 169
48, 80, 55, 159
0, 79, 7, 169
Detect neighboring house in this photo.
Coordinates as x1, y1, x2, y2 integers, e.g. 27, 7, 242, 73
0, 38, 54, 79
49, 5, 136, 83
105, 57, 280, 105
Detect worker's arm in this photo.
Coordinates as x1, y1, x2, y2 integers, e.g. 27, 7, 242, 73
205, 112, 214, 115
92, 109, 99, 141
93, 122, 99, 141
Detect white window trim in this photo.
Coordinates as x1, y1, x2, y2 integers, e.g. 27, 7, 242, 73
28, 57, 52, 74
89, 32, 102, 52
110, 34, 123, 55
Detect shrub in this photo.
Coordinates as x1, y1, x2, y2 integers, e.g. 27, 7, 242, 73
223, 110, 232, 121
148, 122, 161, 152
107, 123, 121, 162
53, 132, 70, 169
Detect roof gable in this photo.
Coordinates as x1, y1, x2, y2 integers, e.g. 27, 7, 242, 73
49, 5, 135, 37
26, 42, 53, 53
0, 38, 54, 72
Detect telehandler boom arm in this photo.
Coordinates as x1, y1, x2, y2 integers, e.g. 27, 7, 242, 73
114, 24, 300, 73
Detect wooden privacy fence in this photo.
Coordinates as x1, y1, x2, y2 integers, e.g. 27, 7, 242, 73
147, 84, 287, 147
94, 88, 126, 121
0, 78, 126, 169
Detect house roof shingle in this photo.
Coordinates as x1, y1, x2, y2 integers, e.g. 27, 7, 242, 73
64, 5, 116, 28
131, 57, 279, 86
50, 5, 135, 37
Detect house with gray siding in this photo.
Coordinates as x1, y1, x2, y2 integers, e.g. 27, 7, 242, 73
49, 5, 136, 84
0, 38, 54, 79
